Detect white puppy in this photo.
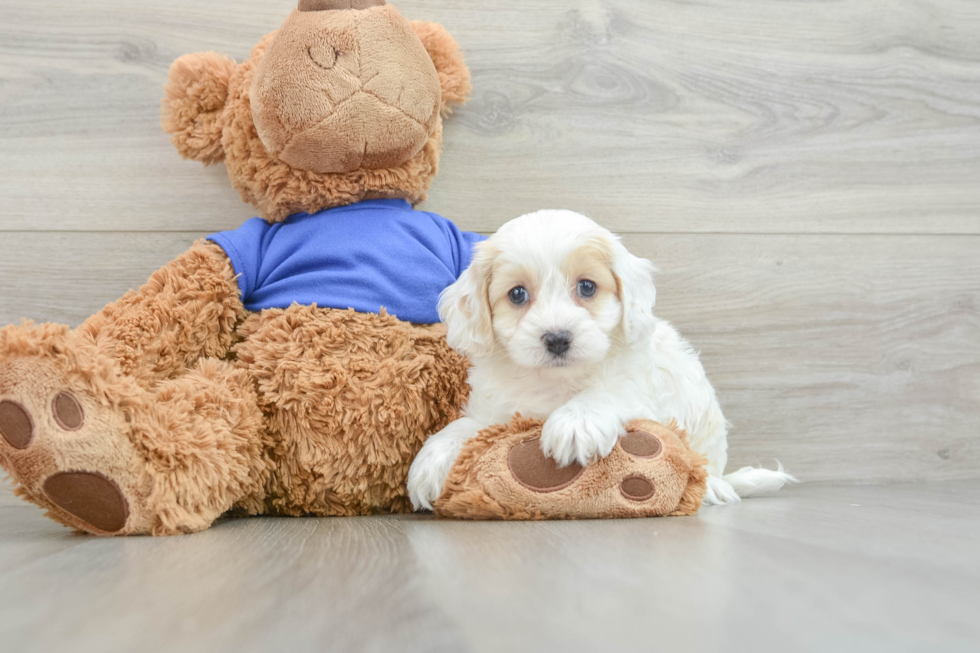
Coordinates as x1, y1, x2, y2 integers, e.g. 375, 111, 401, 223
408, 210, 795, 510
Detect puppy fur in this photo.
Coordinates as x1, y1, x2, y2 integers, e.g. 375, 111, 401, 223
408, 210, 796, 511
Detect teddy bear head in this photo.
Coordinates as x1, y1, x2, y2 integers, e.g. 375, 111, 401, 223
162, 0, 471, 222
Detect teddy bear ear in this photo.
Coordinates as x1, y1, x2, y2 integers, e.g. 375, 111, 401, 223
161, 52, 238, 165
409, 21, 472, 116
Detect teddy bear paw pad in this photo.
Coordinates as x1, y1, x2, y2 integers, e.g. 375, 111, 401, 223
0, 357, 144, 535
0, 400, 34, 449
620, 475, 656, 501
507, 438, 584, 492
43, 472, 129, 534
619, 429, 663, 458
52, 391, 84, 431
0, 389, 130, 533
1, 391, 85, 450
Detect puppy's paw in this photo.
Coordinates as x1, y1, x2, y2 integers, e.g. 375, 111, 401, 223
408, 436, 463, 512
541, 403, 625, 468
703, 475, 742, 506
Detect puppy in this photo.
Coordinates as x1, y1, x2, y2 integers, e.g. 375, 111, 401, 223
408, 210, 795, 510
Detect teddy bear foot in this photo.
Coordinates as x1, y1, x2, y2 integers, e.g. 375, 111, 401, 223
0, 356, 152, 535
433, 418, 710, 520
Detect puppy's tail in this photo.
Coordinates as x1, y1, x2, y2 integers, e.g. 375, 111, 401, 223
723, 462, 798, 498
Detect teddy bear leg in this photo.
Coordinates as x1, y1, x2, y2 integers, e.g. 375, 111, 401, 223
126, 358, 270, 535
0, 240, 255, 534
75, 240, 245, 387
0, 343, 267, 536
233, 306, 470, 517
432, 419, 710, 520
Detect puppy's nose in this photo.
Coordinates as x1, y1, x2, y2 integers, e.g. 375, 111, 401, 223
542, 331, 573, 357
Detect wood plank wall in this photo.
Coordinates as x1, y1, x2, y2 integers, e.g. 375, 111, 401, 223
1, 0, 978, 497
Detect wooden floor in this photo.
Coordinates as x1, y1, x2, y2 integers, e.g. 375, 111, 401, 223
1, 0, 979, 650
0, 482, 977, 653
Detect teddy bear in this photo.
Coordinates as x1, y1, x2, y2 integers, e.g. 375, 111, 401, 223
0, 0, 478, 536
0, 0, 707, 535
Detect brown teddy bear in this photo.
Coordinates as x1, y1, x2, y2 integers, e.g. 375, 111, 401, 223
0, 0, 476, 535
0, 0, 706, 536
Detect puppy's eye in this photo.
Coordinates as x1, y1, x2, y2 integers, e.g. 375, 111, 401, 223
577, 279, 597, 298
508, 286, 529, 306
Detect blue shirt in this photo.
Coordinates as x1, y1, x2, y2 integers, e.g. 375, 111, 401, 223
208, 199, 485, 324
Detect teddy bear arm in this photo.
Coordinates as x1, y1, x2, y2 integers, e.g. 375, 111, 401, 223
434, 418, 710, 520
409, 20, 472, 115
77, 240, 246, 387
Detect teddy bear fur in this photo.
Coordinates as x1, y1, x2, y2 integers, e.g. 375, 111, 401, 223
0, 2, 475, 536
434, 418, 709, 520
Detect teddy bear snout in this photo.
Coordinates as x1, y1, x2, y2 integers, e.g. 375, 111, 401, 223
250, 2, 441, 175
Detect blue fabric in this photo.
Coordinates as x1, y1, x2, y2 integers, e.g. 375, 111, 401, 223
208, 199, 485, 324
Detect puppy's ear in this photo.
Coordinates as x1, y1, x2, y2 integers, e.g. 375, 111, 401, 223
612, 240, 657, 345
439, 241, 496, 359
162, 52, 237, 165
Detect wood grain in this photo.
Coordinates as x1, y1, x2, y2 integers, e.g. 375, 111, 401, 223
0, 482, 978, 652
2, 2, 979, 648
641, 233, 980, 484
0, 482, 14, 506
0, 232, 205, 327
1, 232, 977, 483
1, 0, 980, 233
